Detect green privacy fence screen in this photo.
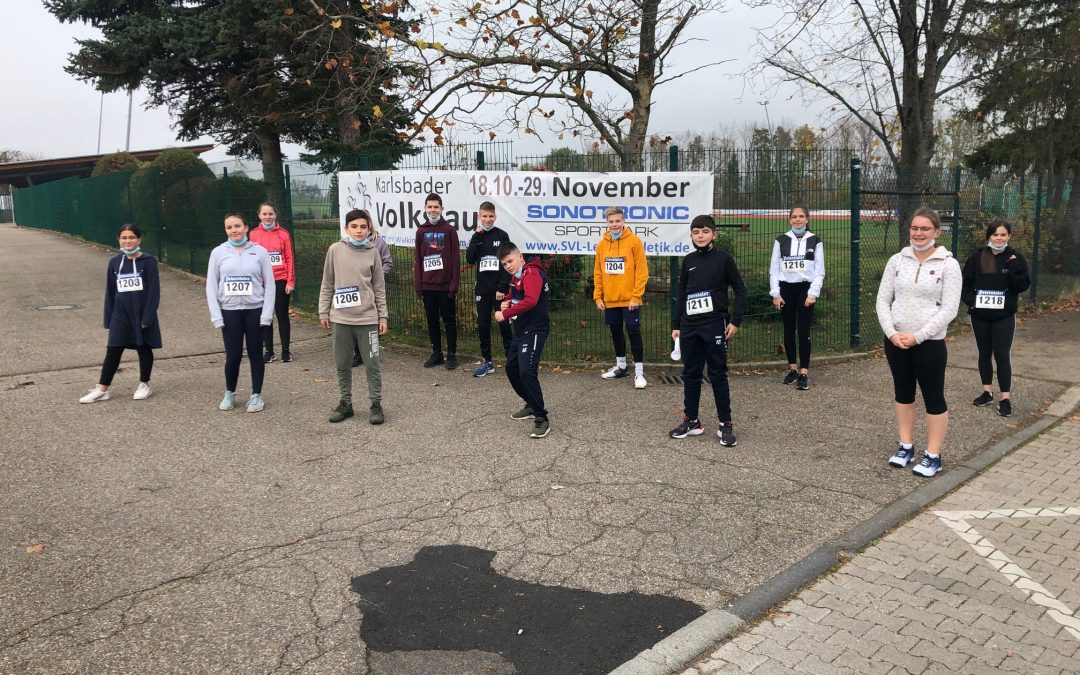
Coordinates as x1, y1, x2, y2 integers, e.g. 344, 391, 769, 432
12, 143, 1078, 364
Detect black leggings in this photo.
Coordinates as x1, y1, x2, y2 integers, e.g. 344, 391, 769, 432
422, 290, 457, 354
780, 281, 814, 369
222, 308, 265, 394
99, 345, 154, 386
609, 323, 644, 362
476, 292, 513, 361
970, 315, 1015, 392
262, 279, 291, 354
884, 339, 948, 415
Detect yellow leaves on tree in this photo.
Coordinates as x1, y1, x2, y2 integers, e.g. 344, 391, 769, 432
330, 18, 342, 28
416, 38, 429, 49
373, 105, 384, 118
376, 21, 395, 37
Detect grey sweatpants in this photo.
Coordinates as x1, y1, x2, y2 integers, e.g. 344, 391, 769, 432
332, 322, 382, 406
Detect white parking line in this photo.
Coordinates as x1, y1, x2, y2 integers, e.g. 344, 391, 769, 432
935, 507, 1080, 642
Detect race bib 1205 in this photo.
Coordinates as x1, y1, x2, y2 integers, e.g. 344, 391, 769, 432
423, 254, 444, 272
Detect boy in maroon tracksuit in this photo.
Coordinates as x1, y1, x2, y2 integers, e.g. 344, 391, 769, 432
495, 242, 551, 439
413, 193, 461, 369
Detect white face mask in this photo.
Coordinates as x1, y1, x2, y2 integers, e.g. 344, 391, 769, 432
911, 239, 936, 252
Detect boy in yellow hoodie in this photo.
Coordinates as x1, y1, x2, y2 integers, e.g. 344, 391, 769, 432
593, 206, 649, 388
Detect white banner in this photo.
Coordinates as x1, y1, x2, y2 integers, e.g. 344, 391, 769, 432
338, 170, 713, 256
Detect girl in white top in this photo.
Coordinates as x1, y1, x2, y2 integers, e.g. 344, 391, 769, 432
769, 205, 826, 390
876, 207, 962, 477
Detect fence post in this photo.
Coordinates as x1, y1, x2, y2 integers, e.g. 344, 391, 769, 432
849, 157, 862, 348
283, 163, 295, 234
1031, 172, 1043, 304
951, 166, 961, 253
184, 177, 196, 274
222, 167, 231, 212
669, 145, 680, 338
476, 150, 486, 171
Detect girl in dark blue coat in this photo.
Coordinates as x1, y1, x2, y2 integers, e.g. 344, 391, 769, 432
80, 225, 162, 403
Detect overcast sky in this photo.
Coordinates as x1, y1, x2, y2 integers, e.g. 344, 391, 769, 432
2, 0, 813, 164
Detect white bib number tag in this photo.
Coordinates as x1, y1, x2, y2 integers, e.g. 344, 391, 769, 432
975, 290, 1006, 309
423, 254, 444, 272
782, 256, 808, 273
479, 256, 499, 272
269, 251, 283, 266
333, 285, 361, 309
223, 275, 253, 296
116, 273, 143, 293
686, 290, 714, 315
604, 257, 626, 275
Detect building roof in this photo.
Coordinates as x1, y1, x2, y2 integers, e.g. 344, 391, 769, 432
0, 144, 215, 189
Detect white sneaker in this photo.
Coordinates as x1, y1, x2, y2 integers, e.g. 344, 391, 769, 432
133, 383, 152, 400
246, 393, 265, 413
601, 365, 629, 379
219, 391, 236, 411
79, 388, 110, 404
634, 373, 647, 389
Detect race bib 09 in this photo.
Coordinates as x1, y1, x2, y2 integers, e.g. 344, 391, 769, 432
269, 251, 283, 266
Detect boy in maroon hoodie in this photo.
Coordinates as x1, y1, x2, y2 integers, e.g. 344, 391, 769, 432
495, 242, 551, 439
413, 193, 461, 369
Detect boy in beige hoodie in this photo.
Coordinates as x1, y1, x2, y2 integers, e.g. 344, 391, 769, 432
319, 209, 389, 424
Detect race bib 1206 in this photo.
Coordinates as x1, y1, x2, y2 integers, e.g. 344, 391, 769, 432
333, 285, 361, 309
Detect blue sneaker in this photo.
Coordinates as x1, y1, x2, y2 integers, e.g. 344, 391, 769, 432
912, 453, 942, 477
473, 361, 495, 377
218, 391, 236, 411
888, 443, 916, 467
246, 393, 265, 413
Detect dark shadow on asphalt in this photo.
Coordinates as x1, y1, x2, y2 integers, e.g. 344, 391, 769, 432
351, 545, 705, 674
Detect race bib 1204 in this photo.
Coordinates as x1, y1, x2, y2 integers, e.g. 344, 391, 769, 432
604, 257, 626, 275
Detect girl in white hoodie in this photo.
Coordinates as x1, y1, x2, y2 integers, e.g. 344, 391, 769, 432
876, 207, 962, 477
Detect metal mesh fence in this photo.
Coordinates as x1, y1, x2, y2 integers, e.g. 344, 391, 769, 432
11, 144, 1078, 364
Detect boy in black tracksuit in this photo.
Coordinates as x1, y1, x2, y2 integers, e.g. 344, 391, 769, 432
495, 242, 551, 439
670, 215, 747, 446
466, 201, 513, 376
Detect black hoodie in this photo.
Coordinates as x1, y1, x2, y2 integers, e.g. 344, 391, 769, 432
465, 226, 512, 295
961, 245, 1030, 320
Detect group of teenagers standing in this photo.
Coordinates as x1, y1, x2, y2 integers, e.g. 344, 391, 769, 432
80, 194, 1031, 478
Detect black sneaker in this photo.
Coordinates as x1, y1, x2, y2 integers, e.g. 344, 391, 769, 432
796, 374, 809, 390
717, 422, 737, 446
352, 352, 363, 368
281, 351, 292, 363
998, 399, 1012, 417
423, 352, 445, 368
782, 370, 799, 385
329, 400, 353, 423
446, 353, 459, 370
510, 406, 534, 420
370, 402, 385, 425
530, 417, 550, 438
973, 391, 994, 407
669, 418, 705, 439
264, 352, 277, 363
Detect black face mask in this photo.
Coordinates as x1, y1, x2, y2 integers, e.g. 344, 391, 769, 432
693, 241, 713, 253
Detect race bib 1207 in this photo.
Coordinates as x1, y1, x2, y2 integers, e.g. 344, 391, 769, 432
223, 275, 253, 296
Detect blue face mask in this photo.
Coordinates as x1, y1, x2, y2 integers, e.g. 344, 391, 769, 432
988, 241, 1007, 251
426, 212, 441, 224
261, 222, 275, 231
227, 236, 248, 248
791, 226, 807, 236
120, 245, 141, 255
514, 266, 524, 279
480, 223, 494, 231
347, 235, 370, 247
610, 229, 623, 240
